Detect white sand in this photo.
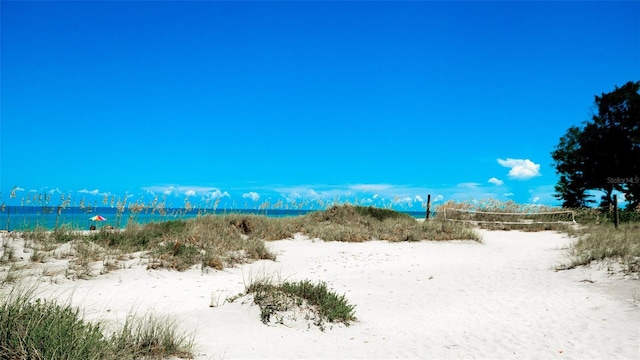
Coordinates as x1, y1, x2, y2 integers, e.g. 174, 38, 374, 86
2, 229, 639, 359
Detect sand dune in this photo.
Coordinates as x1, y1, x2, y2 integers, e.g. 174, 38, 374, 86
2, 229, 639, 359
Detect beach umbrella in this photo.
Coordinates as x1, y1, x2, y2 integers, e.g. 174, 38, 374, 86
90, 215, 107, 221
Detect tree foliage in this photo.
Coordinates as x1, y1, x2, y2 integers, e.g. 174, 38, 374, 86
552, 81, 640, 209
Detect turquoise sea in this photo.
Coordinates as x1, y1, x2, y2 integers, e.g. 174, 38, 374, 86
0, 206, 428, 231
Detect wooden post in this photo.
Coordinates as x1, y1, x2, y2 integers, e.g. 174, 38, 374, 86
5, 206, 9, 231
613, 194, 619, 229
425, 194, 431, 220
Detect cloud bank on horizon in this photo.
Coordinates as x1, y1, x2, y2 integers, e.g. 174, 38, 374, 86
4, 158, 555, 209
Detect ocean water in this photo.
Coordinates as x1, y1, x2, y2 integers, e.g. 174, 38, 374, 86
0, 206, 427, 231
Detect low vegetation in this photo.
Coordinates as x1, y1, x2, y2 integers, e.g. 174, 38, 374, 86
5, 202, 640, 277
5, 205, 478, 276
571, 206, 640, 225
301, 205, 479, 242
239, 275, 357, 331
563, 222, 640, 274
0, 288, 194, 359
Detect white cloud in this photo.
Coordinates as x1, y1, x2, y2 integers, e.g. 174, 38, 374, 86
488, 177, 504, 186
349, 184, 391, 193
434, 195, 444, 202
532, 196, 540, 203
142, 185, 229, 199
242, 192, 260, 202
287, 192, 301, 200
78, 189, 100, 196
272, 184, 443, 208
204, 190, 230, 199
497, 158, 541, 180
275, 187, 313, 202
275, 186, 347, 202
457, 182, 482, 189
503, 192, 514, 197
144, 186, 169, 196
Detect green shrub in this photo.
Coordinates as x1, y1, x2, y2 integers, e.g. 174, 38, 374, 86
245, 277, 356, 330
281, 280, 356, 324
306, 204, 412, 225
0, 293, 113, 359
353, 206, 414, 221
0, 289, 194, 359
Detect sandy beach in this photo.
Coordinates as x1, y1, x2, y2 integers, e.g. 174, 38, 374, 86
2, 229, 639, 359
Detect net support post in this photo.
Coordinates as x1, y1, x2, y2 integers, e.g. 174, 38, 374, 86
425, 194, 431, 220
613, 194, 619, 229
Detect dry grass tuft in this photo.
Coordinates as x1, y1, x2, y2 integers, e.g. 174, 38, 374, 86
564, 222, 640, 275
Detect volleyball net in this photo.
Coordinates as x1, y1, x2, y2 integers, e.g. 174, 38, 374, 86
442, 208, 576, 226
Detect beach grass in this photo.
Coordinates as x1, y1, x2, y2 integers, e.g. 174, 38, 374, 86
242, 274, 357, 331
295, 205, 479, 242
12, 205, 479, 275
8, 201, 640, 277
110, 312, 195, 359
0, 287, 194, 359
564, 222, 640, 274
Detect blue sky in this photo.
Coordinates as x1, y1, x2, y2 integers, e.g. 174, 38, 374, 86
1, 1, 639, 210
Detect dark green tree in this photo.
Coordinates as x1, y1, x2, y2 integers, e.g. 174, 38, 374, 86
554, 174, 594, 208
551, 126, 593, 207
552, 81, 640, 209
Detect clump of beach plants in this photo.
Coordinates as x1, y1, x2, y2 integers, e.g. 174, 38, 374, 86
240, 275, 356, 331
562, 222, 640, 275
297, 205, 479, 242
0, 288, 194, 359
